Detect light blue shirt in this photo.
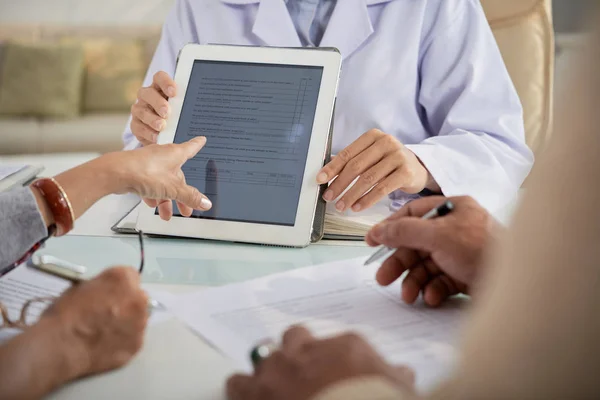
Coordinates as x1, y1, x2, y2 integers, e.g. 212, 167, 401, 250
123, 0, 533, 212
285, 0, 336, 47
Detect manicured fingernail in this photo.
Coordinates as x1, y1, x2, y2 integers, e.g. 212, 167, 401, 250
159, 107, 168, 118
317, 172, 328, 184
167, 86, 176, 97
152, 133, 158, 142
201, 197, 212, 210
336, 201, 345, 211
323, 190, 333, 201
154, 120, 164, 130
352, 204, 362, 212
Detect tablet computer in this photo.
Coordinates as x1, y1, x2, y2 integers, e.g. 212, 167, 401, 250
137, 44, 341, 247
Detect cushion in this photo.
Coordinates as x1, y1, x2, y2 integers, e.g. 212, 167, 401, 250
40, 113, 129, 153
0, 42, 84, 118
0, 117, 41, 155
66, 39, 146, 113
481, 0, 554, 153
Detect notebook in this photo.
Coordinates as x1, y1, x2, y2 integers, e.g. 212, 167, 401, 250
113, 199, 391, 240
323, 200, 391, 240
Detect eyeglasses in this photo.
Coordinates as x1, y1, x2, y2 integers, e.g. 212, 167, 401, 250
0, 230, 145, 330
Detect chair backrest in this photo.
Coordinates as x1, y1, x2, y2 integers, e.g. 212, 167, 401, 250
481, 0, 555, 153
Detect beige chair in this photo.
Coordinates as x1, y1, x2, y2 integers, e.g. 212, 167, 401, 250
481, 0, 555, 154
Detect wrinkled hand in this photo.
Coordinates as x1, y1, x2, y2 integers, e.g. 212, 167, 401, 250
41, 267, 149, 377
115, 136, 212, 220
227, 326, 414, 400
366, 196, 495, 307
130, 71, 176, 146
317, 129, 439, 212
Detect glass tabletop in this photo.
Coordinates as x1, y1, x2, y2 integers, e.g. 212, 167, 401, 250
37, 235, 373, 286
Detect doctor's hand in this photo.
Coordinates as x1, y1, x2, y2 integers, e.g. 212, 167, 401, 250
112, 136, 212, 220
317, 129, 440, 212
226, 326, 414, 400
366, 196, 496, 307
130, 71, 176, 146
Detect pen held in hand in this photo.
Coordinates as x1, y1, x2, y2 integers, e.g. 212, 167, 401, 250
364, 200, 455, 266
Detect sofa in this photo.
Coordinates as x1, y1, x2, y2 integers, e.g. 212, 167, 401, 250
0, 0, 553, 156
0, 25, 161, 155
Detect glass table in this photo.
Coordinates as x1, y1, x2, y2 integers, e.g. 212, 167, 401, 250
40, 235, 373, 286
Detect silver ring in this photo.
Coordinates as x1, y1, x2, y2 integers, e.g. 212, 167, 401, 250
250, 342, 277, 368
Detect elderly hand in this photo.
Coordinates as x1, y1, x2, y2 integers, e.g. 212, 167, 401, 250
112, 136, 212, 220
366, 196, 495, 307
227, 326, 414, 400
41, 267, 149, 376
130, 71, 176, 146
317, 129, 439, 212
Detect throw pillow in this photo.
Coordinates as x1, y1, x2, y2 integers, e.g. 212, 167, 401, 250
72, 39, 146, 113
0, 42, 84, 118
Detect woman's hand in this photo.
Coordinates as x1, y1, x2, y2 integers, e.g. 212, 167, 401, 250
130, 71, 176, 146
111, 137, 212, 220
43, 267, 149, 377
227, 326, 414, 400
317, 129, 439, 212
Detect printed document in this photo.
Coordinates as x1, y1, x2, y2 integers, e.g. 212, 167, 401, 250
0, 265, 173, 343
168, 257, 467, 392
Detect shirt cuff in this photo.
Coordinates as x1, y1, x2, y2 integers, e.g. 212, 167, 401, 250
404, 143, 455, 198
311, 377, 415, 400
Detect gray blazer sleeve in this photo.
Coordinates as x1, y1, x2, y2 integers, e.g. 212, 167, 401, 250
0, 187, 48, 272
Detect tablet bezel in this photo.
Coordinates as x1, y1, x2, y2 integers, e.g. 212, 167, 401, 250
137, 44, 341, 247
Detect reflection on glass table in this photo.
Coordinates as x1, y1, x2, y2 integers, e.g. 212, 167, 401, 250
36, 236, 372, 286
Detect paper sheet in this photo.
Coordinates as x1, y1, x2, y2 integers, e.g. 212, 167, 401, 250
168, 257, 466, 392
0, 266, 173, 343
0, 165, 26, 181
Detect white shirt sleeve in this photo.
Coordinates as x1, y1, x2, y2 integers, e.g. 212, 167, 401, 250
405, 0, 534, 212
122, 0, 196, 150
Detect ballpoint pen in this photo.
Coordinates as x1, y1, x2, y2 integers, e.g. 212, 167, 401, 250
364, 200, 455, 266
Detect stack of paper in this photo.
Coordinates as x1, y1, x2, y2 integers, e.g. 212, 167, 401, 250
167, 257, 467, 392
323, 200, 391, 240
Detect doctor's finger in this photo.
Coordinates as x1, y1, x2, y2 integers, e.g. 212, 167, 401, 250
317, 129, 385, 184
138, 86, 170, 119
131, 102, 166, 132
151, 71, 177, 99
131, 118, 158, 144
323, 143, 387, 205
338, 156, 399, 212
351, 174, 399, 211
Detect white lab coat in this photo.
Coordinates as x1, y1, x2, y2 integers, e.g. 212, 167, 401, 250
123, 0, 534, 212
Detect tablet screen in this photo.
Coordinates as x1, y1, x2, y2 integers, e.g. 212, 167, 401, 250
169, 60, 324, 226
